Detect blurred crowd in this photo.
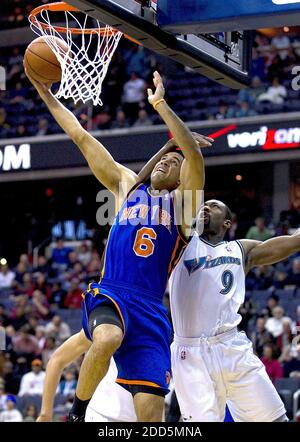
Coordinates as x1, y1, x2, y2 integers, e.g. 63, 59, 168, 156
1, 25, 300, 138
0, 213, 299, 420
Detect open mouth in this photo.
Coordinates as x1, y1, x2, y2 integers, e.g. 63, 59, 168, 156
155, 165, 167, 174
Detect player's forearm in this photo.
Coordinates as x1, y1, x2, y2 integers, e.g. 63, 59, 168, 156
154, 101, 200, 160
40, 91, 85, 145
250, 234, 300, 267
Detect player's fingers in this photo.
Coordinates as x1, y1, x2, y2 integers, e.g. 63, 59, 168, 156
147, 88, 153, 97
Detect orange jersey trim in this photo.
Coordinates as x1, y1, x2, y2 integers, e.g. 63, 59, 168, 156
116, 378, 161, 389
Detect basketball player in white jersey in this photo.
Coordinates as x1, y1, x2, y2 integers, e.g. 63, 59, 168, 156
169, 199, 300, 422
37, 330, 137, 422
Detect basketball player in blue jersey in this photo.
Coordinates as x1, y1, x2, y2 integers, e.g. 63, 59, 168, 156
25, 68, 213, 421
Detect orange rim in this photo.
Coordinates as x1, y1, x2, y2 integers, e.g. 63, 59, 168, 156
29, 1, 141, 44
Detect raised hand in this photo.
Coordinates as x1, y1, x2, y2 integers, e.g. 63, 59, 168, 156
147, 71, 165, 106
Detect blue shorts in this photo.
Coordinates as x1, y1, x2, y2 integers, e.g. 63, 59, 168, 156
82, 282, 172, 396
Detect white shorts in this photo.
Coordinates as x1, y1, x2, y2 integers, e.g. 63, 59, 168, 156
84, 358, 137, 422
171, 328, 286, 422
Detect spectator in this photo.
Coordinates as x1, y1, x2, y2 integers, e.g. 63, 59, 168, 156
282, 344, 300, 378
18, 359, 45, 396
252, 265, 274, 290
44, 315, 71, 345
12, 324, 41, 361
64, 280, 83, 309
238, 298, 255, 333
215, 102, 234, 120
0, 304, 10, 327
36, 117, 49, 136
42, 336, 57, 367
246, 217, 273, 241
34, 273, 52, 299
251, 317, 274, 358
265, 306, 293, 339
19, 254, 32, 272
77, 243, 92, 267
111, 109, 130, 129
1, 361, 19, 395
51, 239, 73, 268
296, 305, 300, 328
122, 72, 146, 124
276, 318, 293, 353
272, 269, 288, 289
261, 294, 280, 318
92, 109, 112, 130
0, 263, 16, 289
9, 301, 28, 331
285, 258, 300, 287
0, 107, 11, 137
30, 290, 50, 320
27, 315, 39, 336
260, 344, 283, 383
67, 251, 78, 270
23, 404, 38, 422
238, 76, 265, 105
35, 326, 46, 351
234, 101, 257, 118
20, 273, 35, 297
33, 256, 51, 275
14, 262, 27, 284
133, 109, 153, 127
258, 77, 287, 104
251, 48, 266, 81
49, 282, 67, 309
0, 385, 8, 412
271, 33, 290, 52
0, 395, 23, 422
59, 368, 77, 397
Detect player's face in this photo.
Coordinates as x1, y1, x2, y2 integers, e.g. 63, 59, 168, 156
150, 152, 183, 191
201, 200, 230, 233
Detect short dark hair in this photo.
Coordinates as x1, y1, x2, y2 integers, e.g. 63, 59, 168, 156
267, 294, 279, 303
170, 146, 184, 158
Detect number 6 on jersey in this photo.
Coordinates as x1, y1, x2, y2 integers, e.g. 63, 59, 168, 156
133, 227, 157, 257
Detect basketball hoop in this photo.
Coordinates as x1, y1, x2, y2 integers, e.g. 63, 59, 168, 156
28, 2, 139, 105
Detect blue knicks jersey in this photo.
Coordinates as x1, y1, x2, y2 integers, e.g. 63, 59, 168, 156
100, 182, 186, 302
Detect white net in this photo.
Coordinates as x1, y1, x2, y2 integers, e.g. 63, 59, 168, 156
29, 6, 123, 106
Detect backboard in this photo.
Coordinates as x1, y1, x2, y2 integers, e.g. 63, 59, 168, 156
65, 0, 252, 89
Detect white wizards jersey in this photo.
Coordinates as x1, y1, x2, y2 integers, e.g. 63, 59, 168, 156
169, 234, 246, 338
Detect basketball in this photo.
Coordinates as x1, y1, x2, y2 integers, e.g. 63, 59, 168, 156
24, 36, 68, 84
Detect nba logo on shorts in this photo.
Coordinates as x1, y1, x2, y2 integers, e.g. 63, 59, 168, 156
181, 350, 186, 360
166, 371, 171, 385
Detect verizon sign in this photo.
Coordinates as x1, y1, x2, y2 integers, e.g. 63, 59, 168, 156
226, 126, 300, 151
0, 144, 31, 171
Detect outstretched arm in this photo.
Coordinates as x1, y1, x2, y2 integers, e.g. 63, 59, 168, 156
240, 228, 300, 273
147, 72, 213, 236
25, 70, 137, 197
37, 330, 91, 422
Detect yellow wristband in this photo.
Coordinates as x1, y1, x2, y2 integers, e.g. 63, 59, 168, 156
153, 98, 165, 110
